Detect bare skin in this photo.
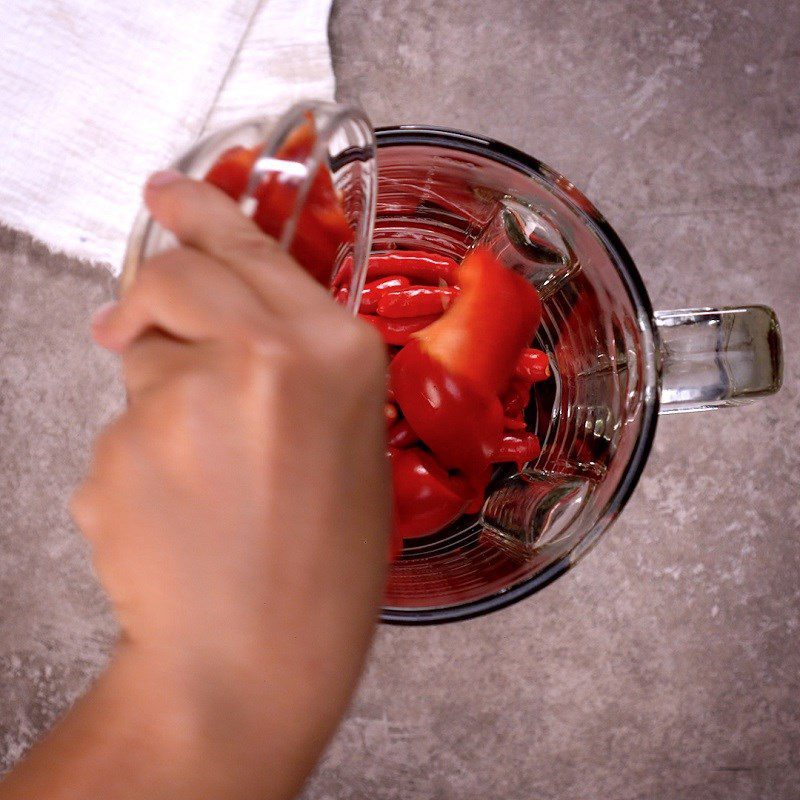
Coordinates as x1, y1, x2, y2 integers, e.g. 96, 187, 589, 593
0, 171, 391, 800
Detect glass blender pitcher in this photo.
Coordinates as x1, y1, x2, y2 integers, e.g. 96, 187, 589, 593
123, 105, 783, 624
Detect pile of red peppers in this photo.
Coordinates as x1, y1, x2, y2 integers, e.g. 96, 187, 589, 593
203, 126, 549, 559
204, 121, 353, 285
335, 249, 547, 556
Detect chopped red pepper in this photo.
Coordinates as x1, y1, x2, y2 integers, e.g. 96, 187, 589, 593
416, 248, 542, 395
253, 121, 353, 285
515, 348, 550, 383
202, 141, 559, 558
359, 313, 440, 347
204, 145, 260, 200
377, 286, 459, 318
391, 246, 542, 479
391, 351, 504, 478
389, 447, 471, 539
492, 432, 541, 469
203, 119, 353, 286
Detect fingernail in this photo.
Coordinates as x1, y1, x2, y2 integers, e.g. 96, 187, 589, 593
91, 301, 117, 329
145, 169, 183, 190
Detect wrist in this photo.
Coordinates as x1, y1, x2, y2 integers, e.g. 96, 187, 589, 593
106, 637, 319, 800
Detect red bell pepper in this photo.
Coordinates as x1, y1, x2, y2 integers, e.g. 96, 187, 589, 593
377, 286, 459, 318
204, 119, 353, 286
390, 246, 542, 479
359, 313, 440, 347
204, 145, 260, 200
389, 447, 471, 539
253, 120, 353, 285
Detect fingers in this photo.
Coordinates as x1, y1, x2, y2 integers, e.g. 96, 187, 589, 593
142, 171, 330, 315
93, 247, 280, 352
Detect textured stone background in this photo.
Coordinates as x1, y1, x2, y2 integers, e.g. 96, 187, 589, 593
1, 1, 798, 798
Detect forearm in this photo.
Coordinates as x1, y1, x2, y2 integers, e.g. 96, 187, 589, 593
0, 642, 315, 800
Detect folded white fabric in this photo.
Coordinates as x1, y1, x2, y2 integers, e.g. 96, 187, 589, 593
0, 0, 334, 273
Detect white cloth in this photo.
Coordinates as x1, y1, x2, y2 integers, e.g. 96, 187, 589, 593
0, 0, 334, 272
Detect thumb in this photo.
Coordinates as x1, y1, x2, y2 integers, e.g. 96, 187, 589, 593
141, 170, 327, 315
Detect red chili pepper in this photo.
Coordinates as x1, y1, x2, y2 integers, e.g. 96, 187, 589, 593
492, 432, 541, 468
387, 418, 419, 448
501, 376, 532, 417
377, 286, 459, 318
340, 278, 421, 315
391, 246, 542, 478
339, 250, 459, 287
389, 447, 471, 539
359, 313, 440, 346
515, 348, 550, 382
357, 276, 411, 313
503, 416, 527, 432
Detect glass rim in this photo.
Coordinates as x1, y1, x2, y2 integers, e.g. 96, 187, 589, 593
374, 125, 661, 625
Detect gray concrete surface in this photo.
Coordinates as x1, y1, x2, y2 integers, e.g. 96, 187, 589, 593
1, 0, 798, 797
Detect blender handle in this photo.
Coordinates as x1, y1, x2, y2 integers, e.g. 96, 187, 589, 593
655, 306, 783, 414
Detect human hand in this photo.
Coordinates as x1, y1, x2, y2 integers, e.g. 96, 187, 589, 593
69, 171, 390, 798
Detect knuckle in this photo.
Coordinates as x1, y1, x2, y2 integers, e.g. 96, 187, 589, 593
228, 342, 270, 390
354, 321, 386, 366
85, 415, 150, 492
287, 320, 386, 405
218, 325, 298, 381
324, 318, 386, 377
236, 322, 281, 359
239, 337, 299, 395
